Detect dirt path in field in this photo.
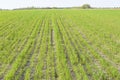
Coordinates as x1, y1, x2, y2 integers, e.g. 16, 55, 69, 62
50, 17, 58, 80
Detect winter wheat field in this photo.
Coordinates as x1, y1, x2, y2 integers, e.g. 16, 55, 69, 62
0, 9, 120, 80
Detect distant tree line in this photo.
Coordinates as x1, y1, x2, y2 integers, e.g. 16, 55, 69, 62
1, 4, 120, 10
13, 4, 92, 10
0, 8, 9, 10
13, 7, 70, 10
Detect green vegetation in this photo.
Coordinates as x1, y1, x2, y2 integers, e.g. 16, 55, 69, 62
81, 4, 91, 9
0, 9, 120, 80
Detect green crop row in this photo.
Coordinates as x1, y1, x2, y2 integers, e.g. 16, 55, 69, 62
0, 9, 120, 80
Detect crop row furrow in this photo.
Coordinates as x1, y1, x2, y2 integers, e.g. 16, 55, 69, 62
56, 18, 76, 80
3, 16, 42, 80
63, 15, 120, 79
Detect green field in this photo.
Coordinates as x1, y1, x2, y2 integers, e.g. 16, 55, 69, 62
0, 9, 120, 80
